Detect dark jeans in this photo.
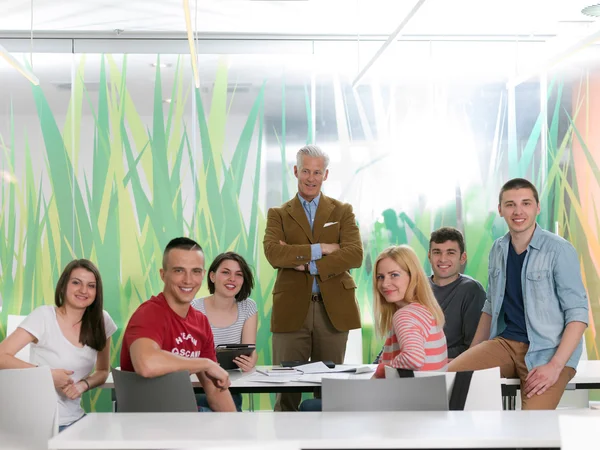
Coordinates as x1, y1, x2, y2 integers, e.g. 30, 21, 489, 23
195, 393, 243, 412
299, 399, 322, 411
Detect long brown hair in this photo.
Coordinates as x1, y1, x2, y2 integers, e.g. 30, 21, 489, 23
373, 245, 445, 337
55, 259, 107, 351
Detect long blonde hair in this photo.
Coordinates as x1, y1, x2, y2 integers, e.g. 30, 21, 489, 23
373, 245, 445, 337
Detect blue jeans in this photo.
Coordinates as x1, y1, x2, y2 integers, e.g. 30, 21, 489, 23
58, 414, 86, 432
299, 399, 322, 411
196, 393, 243, 412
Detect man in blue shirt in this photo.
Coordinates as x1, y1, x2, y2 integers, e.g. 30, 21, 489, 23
449, 178, 588, 409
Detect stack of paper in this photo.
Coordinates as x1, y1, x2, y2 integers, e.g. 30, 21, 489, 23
294, 362, 375, 374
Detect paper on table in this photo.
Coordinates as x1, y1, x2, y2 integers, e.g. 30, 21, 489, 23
256, 368, 302, 376
301, 373, 350, 384
294, 362, 332, 374
294, 362, 375, 374
243, 373, 301, 383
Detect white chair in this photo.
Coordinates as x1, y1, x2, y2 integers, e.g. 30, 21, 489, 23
343, 328, 363, 364
385, 366, 503, 410
559, 414, 600, 450
322, 375, 449, 411
7, 314, 30, 362
0, 367, 58, 449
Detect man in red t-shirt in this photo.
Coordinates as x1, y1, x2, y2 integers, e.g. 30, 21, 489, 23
121, 237, 235, 412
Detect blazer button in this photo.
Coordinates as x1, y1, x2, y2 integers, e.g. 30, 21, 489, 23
329, 274, 335, 278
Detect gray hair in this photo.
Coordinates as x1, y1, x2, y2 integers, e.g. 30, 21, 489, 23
296, 145, 330, 170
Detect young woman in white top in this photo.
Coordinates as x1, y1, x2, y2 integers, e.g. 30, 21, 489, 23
0, 259, 117, 431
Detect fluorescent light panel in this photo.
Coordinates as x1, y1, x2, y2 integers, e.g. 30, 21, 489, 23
0, 43, 39, 85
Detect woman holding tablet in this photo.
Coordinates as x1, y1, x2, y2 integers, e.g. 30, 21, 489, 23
373, 245, 448, 378
0, 259, 116, 431
192, 252, 258, 411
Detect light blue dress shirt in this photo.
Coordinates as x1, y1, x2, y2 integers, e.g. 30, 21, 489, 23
298, 193, 322, 294
482, 225, 589, 370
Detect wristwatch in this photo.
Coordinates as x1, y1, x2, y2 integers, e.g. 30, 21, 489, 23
304, 262, 310, 273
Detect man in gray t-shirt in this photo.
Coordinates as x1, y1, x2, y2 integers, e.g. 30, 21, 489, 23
428, 227, 486, 359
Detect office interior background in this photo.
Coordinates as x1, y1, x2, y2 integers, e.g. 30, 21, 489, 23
1, 0, 600, 411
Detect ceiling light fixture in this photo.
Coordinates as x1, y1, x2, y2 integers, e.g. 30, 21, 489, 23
582, 4, 600, 17
0, 43, 39, 85
183, 0, 200, 88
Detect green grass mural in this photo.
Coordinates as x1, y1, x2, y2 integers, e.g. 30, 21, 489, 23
1, 53, 599, 410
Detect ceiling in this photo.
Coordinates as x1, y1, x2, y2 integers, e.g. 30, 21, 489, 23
0, 0, 598, 119
0, 0, 596, 37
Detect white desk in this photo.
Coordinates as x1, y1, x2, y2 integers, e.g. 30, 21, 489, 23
501, 360, 600, 409
48, 410, 600, 449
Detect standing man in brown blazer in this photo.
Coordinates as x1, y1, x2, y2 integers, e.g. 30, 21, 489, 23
264, 145, 363, 411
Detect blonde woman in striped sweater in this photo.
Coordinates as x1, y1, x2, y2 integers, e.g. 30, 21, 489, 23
373, 245, 448, 378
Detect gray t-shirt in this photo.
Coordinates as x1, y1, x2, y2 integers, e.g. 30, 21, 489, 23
191, 297, 257, 346
429, 274, 486, 359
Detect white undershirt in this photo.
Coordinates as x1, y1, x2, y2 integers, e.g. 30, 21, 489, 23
19, 305, 117, 426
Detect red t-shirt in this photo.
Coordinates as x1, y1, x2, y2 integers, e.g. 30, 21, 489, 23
120, 293, 217, 372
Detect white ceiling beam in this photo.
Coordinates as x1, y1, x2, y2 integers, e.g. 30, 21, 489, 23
351, 0, 427, 88
183, 0, 200, 88
0, 43, 39, 85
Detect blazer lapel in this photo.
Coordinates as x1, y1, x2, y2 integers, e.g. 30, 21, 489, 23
287, 196, 314, 243
313, 194, 335, 242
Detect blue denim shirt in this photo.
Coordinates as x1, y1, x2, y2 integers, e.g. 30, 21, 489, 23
482, 225, 588, 370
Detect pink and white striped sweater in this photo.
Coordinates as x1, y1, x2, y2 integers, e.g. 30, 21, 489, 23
375, 303, 448, 378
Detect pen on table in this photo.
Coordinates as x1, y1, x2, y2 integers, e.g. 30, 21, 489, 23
256, 369, 269, 376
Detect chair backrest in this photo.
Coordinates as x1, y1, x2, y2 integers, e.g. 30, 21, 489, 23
384, 366, 503, 411
112, 368, 198, 412
559, 415, 600, 450
7, 314, 30, 362
322, 376, 449, 412
581, 336, 588, 361
343, 328, 363, 364
0, 367, 58, 450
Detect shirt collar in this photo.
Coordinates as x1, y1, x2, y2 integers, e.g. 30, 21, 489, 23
298, 192, 321, 208
500, 223, 542, 250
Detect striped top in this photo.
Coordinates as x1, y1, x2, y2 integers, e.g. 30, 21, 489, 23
191, 297, 258, 346
375, 303, 448, 378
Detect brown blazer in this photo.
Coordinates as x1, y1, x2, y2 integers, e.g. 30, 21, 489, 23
264, 194, 363, 333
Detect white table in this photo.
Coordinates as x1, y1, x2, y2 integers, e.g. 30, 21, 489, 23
102, 361, 600, 410
48, 410, 600, 449
501, 360, 600, 409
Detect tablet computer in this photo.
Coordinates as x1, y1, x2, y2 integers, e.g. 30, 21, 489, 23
216, 344, 256, 370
